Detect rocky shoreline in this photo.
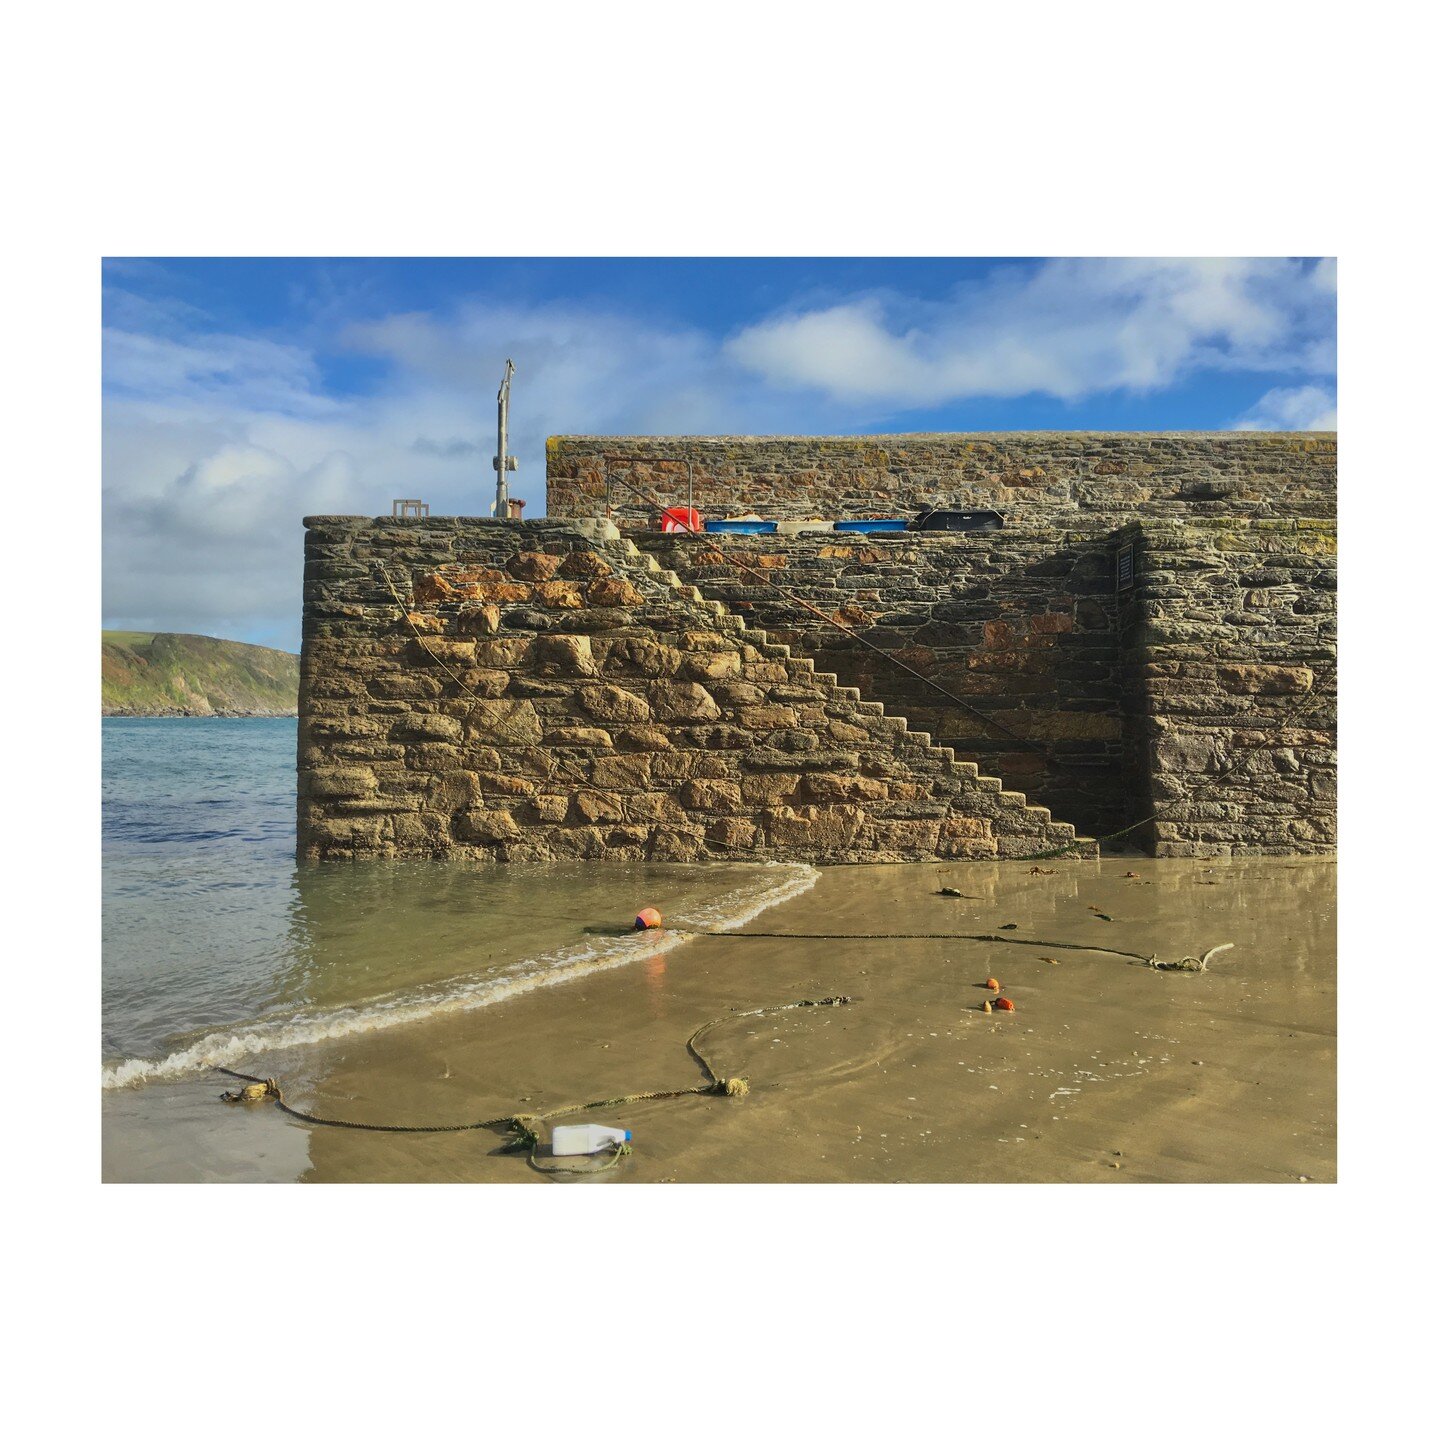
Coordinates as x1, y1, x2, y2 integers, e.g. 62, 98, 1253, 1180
103, 707, 298, 718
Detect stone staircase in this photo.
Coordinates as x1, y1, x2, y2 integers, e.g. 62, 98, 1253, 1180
601, 529, 1095, 860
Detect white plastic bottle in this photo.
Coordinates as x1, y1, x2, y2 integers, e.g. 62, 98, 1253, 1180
551, 1123, 632, 1156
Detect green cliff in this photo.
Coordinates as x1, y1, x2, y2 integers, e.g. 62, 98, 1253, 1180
102, 632, 300, 716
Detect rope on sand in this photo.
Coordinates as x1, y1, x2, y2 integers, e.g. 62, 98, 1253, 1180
217, 996, 856, 1179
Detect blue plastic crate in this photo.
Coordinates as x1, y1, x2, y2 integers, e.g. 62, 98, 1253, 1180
832, 518, 909, 533
704, 519, 778, 534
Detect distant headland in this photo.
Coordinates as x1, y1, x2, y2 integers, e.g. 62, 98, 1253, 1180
102, 631, 299, 717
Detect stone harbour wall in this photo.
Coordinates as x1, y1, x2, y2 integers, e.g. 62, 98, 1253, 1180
298, 517, 1088, 863
635, 530, 1129, 840
1119, 518, 1337, 856
299, 434, 1336, 863
547, 432, 1337, 528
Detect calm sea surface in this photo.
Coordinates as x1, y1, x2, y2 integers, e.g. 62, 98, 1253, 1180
101, 718, 816, 1088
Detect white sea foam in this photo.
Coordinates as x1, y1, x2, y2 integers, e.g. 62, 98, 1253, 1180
101, 862, 819, 1090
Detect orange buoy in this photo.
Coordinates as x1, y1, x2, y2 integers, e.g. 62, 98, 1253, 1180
660, 507, 703, 535
995, 996, 1015, 1012
985, 978, 1001, 991
635, 907, 663, 931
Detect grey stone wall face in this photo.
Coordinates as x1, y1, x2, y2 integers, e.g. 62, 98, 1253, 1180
297, 518, 1088, 864
547, 432, 1336, 528
1120, 518, 1337, 856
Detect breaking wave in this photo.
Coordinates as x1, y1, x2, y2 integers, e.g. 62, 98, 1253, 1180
102, 862, 819, 1090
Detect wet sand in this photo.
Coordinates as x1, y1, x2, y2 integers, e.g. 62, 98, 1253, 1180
102, 856, 1335, 1183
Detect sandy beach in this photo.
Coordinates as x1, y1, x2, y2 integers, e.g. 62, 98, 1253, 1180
103, 854, 1335, 1183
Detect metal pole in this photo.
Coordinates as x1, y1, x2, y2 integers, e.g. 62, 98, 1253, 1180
494, 359, 515, 517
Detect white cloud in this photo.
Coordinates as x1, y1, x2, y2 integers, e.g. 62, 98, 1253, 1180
102, 294, 821, 648
724, 257, 1335, 405
1232, 384, 1337, 431
102, 259, 1337, 648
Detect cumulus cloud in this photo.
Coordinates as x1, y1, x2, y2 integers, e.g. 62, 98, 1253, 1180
102, 288, 819, 648
725, 257, 1336, 405
1233, 384, 1337, 431
103, 258, 1337, 649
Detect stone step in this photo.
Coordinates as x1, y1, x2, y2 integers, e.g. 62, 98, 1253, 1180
613, 536, 1086, 855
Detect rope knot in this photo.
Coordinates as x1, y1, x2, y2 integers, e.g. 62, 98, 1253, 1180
220, 1078, 279, 1104
501, 1116, 541, 1152
714, 1076, 750, 1098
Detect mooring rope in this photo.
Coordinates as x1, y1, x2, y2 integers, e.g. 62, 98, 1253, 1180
217, 996, 856, 1176
678, 929, 1158, 961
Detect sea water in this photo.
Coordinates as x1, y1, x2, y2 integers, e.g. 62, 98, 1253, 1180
101, 718, 817, 1091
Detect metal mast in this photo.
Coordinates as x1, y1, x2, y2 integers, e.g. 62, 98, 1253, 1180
493, 358, 516, 516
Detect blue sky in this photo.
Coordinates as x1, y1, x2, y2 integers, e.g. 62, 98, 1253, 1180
102, 257, 1336, 650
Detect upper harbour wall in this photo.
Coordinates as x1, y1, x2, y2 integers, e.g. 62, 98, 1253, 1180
546, 432, 1336, 529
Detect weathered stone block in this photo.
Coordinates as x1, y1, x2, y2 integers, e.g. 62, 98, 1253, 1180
368, 674, 444, 702
941, 815, 993, 840
1216, 664, 1314, 694
507, 552, 565, 582
472, 637, 534, 668
392, 812, 452, 852
625, 792, 687, 824
613, 726, 673, 751
578, 684, 651, 723
303, 815, 386, 849
708, 817, 760, 850
557, 550, 611, 578
304, 767, 378, 798
591, 753, 653, 788
410, 638, 476, 666
543, 726, 614, 748
763, 804, 866, 849
804, 773, 888, 802
739, 772, 800, 805
571, 790, 626, 824
390, 713, 462, 743
682, 650, 742, 681
711, 681, 765, 706
465, 700, 542, 745
601, 639, 682, 677
647, 825, 706, 861
533, 580, 584, 609
531, 634, 596, 677
455, 604, 502, 636
681, 630, 735, 651
477, 773, 536, 797
455, 807, 520, 842
737, 705, 797, 730
587, 577, 645, 606
866, 819, 941, 852
649, 681, 721, 721
426, 772, 481, 809
679, 779, 743, 812
448, 668, 509, 698
526, 794, 569, 823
